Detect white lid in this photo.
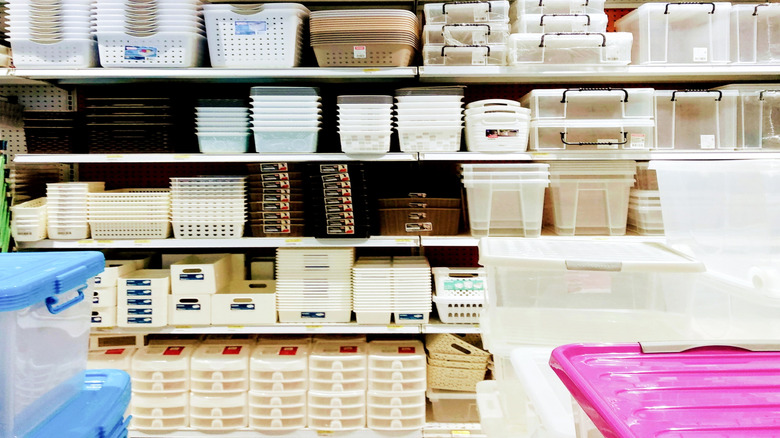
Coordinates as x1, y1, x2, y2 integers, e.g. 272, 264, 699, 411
530, 118, 655, 128
132, 345, 194, 371
367, 340, 425, 358
311, 341, 368, 357
191, 344, 251, 370
250, 344, 310, 368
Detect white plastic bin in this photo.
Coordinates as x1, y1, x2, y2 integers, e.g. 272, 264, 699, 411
465, 110, 531, 152
431, 267, 487, 324
212, 280, 277, 325
511, 0, 606, 16
168, 295, 212, 326
521, 88, 655, 120
507, 32, 632, 67
427, 389, 480, 423
616, 2, 732, 64
94, 260, 137, 288
716, 84, 780, 149
424, 1, 511, 24
654, 89, 738, 149
531, 119, 654, 151
170, 254, 232, 295
730, 3, 780, 64
512, 13, 608, 33
97, 32, 206, 67
422, 23, 510, 46
463, 177, 549, 237
423, 44, 508, 66
117, 270, 170, 328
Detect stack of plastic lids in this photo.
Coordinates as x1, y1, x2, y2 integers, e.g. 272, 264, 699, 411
130, 344, 195, 433
308, 340, 368, 431
309, 9, 419, 67
85, 97, 176, 154
250, 87, 322, 153
465, 99, 531, 152
275, 248, 355, 323
459, 163, 550, 237
7, 0, 98, 68
10, 197, 47, 242
189, 342, 251, 432
170, 176, 246, 239
627, 189, 663, 235
23, 111, 80, 153
306, 162, 371, 238
247, 163, 305, 238
423, 1, 509, 65
352, 257, 394, 324
392, 256, 433, 324
94, 0, 206, 67
248, 342, 311, 431
195, 99, 251, 154
46, 182, 105, 240
337, 95, 394, 155
394, 87, 465, 152
26, 370, 131, 438
353, 256, 433, 325
431, 267, 486, 324
367, 340, 426, 431
87, 189, 171, 239
544, 161, 636, 235
204, 3, 310, 68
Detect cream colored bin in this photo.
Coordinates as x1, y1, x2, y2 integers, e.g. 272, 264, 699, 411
171, 253, 232, 295
169, 294, 212, 326
212, 280, 277, 325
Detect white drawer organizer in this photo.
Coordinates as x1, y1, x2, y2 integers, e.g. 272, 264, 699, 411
431, 267, 487, 323
131, 344, 194, 433
716, 84, 780, 149
212, 280, 277, 325
731, 3, 780, 64
521, 88, 655, 120
366, 340, 426, 431
422, 24, 510, 46
511, 13, 608, 33
203, 3, 310, 68
507, 32, 633, 67
511, 0, 607, 16
654, 89, 739, 150
616, 2, 732, 65
308, 340, 368, 431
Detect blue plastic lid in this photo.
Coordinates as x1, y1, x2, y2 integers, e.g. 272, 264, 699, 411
27, 369, 131, 438
0, 251, 105, 312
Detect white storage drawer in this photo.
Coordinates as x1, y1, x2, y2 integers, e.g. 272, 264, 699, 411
616, 2, 732, 64
530, 119, 655, 151
511, 0, 606, 17
507, 32, 632, 67
716, 84, 780, 149
511, 13, 608, 33
521, 88, 655, 119
730, 3, 780, 64
424, 1, 511, 24
423, 24, 509, 46
423, 44, 507, 66
654, 89, 738, 150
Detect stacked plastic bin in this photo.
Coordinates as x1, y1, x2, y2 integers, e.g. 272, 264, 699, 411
249, 343, 310, 431
367, 341, 426, 431
250, 87, 322, 153
730, 3, 780, 64
195, 99, 251, 154
87, 189, 172, 239
337, 95, 394, 155
716, 84, 780, 149
307, 163, 371, 238
91, 260, 137, 329
352, 256, 433, 325
168, 254, 233, 326
394, 87, 465, 152
460, 163, 549, 237
247, 163, 305, 237
189, 342, 251, 431
308, 340, 368, 431
654, 89, 738, 150
117, 269, 171, 327
627, 189, 663, 235
507, 0, 631, 67
464, 99, 531, 152
170, 176, 247, 239
422, 1, 510, 65
46, 182, 105, 240
10, 197, 47, 242
425, 334, 490, 392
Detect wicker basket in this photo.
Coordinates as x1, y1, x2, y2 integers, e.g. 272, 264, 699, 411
427, 364, 487, 392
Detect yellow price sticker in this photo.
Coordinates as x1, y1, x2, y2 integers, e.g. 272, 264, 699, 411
134, 240, 151, 245
77, 239, 94, 244
306, 325, 323, 330
173, 154, 191, 160
317, 431, 334, 436
285, 238, 303, 246
387, 325, 403, 329
451, 431, 471, 436
227, 326, 245, 330
106, 154, 124, 160
395, 239, 414, 244
175, 325, 192, 329
362, 68, 381, 73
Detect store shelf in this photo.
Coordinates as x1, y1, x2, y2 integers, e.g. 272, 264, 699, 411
420, 233, 665, 247
93, 322, 422, 335
419, 150, 780, 161
12, 152, 418, 164
423, 320, 480, 334
129, 428, 421, 438
16, 236, 420, 249
418, 65, 780, 84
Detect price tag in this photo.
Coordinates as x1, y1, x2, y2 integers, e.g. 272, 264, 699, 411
175, 325, 192, 329
387, 325, 403, 330
306, 325, 323, 330
96, 240, 114, 245
134, 240, 151, 245
106, 155, 124, 160
227, 325, 244, 330
353, 46, 366, 59
173, 155, 191, 160
629, 133, 646, 149
317, 432, 334, 437
362, 68, 381, 73
451, 431, 471, 436
471, 50, 486, 65
395, 239, 415, 245
77, 239, 94, 245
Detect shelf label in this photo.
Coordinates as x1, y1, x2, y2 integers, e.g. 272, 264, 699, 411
227, 325, 245, 330
134, 240, 151, 245
317, 431, 334, 436
387, 324, 403, 329
96, 240, 114, 245
174, 325, 192, 329
173, 155, 191, 160
305, 325, 323, 330
452, 431, 471, 436
353, 45, 366, 59
77, 239, 95, 245
106, 155, 124, 160
285, 238, 303, 246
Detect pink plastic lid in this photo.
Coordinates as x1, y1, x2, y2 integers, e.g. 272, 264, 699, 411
550, 343, 780, 438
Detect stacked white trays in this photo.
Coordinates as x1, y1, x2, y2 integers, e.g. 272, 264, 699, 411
131, 344, 194, 432
170, 176, 246, 238
190, 343, 251, 431
464, 99, 531, 152
367, 341, 426, 431
616, 2, 731, 65
10, 197, 47, 242
87, 189, 171, 239
95, 0, 207, 67
627, 189, 663, 235
460, 163, 550, 237
393, 257, 433, 324
352, 256, 433, 325
250, 87, 322, 153
275, 248, 355, 323
544, 161, 636, 235
308, 340, 368, 431
195, 99, 251, 154
423, 1, 510, 65
337, 95, 393, 155
395, 87, 464, 152
91, 260, 137, 328
7, 0, 98, 68
522, 88, 655, 151
204, 3, 310, 68
715, 84, 780, 149
731, 3, 780, 64
46, 182, 105, 240
654, 89, 738, 150
249, 343, 310, 431
431, 267, 486, 324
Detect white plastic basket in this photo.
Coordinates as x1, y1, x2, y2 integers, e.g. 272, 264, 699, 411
339, 131, 392, 154
172, 221, 245, 239
97, 32, 206, 67
89, 220, 171, 240
9, 39, 99, 68
11, 198, 48, 242
465, 111, 531, 152
397, 126, 462, 152
433, 294, 484, 323
48, 223, 90, 240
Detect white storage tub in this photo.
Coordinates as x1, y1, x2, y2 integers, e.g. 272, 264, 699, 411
511, 13, 608, 34
212, 280, 277, 326
465, 109, 531, 152
97, 32, 207, 67
423, 23, 510, 46
615, 2, 732, 64
715, 84, 780, 149
511, 0, 606, 17
654, 89, 738, 150
521, 88, 655, 120
507, 32, 632, 67
730, 3, 780, 64
428, 389, 480, 423
424, 1, 511, 24
530, 119, 654, 151
463, 176, 549, 237
423, 44, 508, 66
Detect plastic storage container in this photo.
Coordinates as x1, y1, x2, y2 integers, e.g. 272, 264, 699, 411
424, 1, 511, 24
716, 84, 780, 149
511, 13, 608, 34
507, 32, 632, 68
422, 23, 510, 46
521, 88, 655, 120
654, 89, 738, 149
464, 108, 531, 152
423, 44, 508, 66
530, 119, 655, 151
0, 251, 104, 438
511, 0, 606, 16
730, 3, 780, 64
431, 267, 486, 324
616, 2, 732, 64
428, 389, 479, 423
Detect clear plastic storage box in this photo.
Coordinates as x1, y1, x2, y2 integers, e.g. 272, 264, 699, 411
422, 24, 510, 46
507, 32, 632, 67
615, 2, 732, 64
424, 1, 511, 24
654, 89, 738, 149
730, 3, 780, 64
510, 0, 606, 16
716, 84, 780, 149
530, 119, 655, 150
521, 88, 655, 120
423, 44, 508, 66
511, 13, 608, 34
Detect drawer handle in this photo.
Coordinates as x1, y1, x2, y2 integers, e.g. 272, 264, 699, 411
539, 0, 590, 7
559, 131, 628, 146
560, 87, 629, 104
443, 23, 492, 36
539, 32, 606, 47
670, 89, 722, 102
754, 3, 770, 16
663, 2, 716, 14
443, 1, 492, 14
540, 13, 590, 26
46, 284, 86, 314
441, 45, 491, 57
759, 90, 780, 101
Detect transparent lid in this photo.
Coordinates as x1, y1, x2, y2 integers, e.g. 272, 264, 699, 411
250, 87, 320, 96
337, 95, 393, 105
395, 86, 466, 97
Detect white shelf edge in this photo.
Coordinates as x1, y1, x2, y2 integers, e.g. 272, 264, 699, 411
420, 234, 666, 247
422, 322, 480, 334
420, 151, 780, 161
93, 323, 422, 335
17, 236, 421, 249
12, 152, 419, 164
128, 428, 422, 438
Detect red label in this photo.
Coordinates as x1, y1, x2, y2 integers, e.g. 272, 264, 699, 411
279, 346, 299, 356
340, 346, 358, 354
223, 346, 242, 355
398, 347, 416, 354
105, 348, 126, 355
163, 346, 185, 356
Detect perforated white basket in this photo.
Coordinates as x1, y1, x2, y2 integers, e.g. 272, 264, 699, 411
173, 221, 245, 239
339, 131, 392, 154
90, 220, 171, 239
397, 126, 462, 152
9, 39, 99, 68
96, 32, 206, 67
